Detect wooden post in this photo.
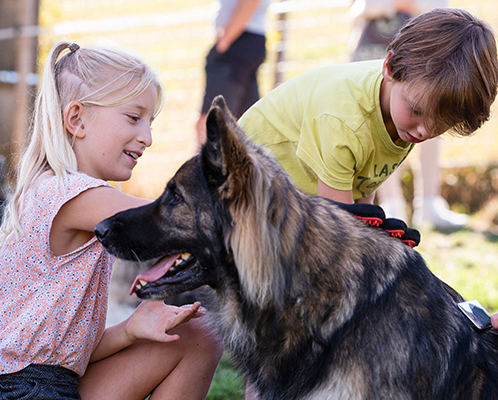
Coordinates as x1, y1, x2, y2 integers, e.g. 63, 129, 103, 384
11, 0, 38, 169
273, 0, 288, 88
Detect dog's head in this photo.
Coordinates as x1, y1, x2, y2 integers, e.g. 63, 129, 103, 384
95, 152, 222, 299
96, 96, 293, 303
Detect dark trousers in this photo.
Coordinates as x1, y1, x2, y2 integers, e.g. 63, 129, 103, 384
201, 31, 267, 118
0, 365, 81, 400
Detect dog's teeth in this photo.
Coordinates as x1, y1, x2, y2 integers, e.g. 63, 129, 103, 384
139, 279, 147, 286
175, 259, 182, 266
135, 283, 142, 290
182, 252, 191, 260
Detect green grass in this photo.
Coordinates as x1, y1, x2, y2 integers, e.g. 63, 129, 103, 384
417, 227, 498, 313
206, 225, 498, 400
206, 354, 246, 400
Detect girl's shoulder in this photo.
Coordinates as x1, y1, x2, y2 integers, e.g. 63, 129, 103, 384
35, 172, 112, 202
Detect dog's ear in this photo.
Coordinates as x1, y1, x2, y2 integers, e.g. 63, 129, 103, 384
202, 96, 287, 307
201, 95, 252, 201
211, 95, 228, 111
201, 103, 228, 192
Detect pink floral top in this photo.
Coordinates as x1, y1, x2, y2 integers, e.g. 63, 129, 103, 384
0, 173, 114, 376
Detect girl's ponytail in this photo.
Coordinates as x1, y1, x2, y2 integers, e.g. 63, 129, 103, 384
1, 42, 78, 245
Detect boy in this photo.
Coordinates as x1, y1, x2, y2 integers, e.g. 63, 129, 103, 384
238, 8, 498, 205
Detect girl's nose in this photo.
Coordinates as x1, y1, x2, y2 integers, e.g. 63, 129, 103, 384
138, 126, 153, 147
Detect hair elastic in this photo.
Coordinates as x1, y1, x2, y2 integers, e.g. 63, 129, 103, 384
68, 43, 80, 53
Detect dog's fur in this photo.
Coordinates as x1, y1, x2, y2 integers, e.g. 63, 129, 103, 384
96, 96, 498, 400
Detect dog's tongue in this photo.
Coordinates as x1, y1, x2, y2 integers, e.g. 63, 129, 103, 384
129, 253, 182, 295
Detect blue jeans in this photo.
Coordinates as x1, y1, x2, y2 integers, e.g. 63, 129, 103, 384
0, 365, 81, 400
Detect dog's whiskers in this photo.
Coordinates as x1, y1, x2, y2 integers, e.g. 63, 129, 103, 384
130, 249, 147, 269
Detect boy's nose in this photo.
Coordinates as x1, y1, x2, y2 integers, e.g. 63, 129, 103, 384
417, 124, 429, 140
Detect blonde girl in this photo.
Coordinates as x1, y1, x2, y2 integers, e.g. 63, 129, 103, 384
0, 41, 222, 400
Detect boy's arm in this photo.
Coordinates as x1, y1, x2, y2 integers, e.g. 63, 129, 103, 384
318, 178, 375, 204
355, 192, 376, 204
317, 178, 354, 203
492, 313, 498, 330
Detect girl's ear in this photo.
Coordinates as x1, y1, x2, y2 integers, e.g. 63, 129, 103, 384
64, 101, 86, 138
382, 51, 394, 82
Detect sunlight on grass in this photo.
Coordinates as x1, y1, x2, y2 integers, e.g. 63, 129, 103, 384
418, 228, 498, 313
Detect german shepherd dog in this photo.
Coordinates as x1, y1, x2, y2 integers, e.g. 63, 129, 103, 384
96, 96, 498, 400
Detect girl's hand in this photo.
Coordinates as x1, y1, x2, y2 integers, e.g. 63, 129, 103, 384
125, 300, 205, 343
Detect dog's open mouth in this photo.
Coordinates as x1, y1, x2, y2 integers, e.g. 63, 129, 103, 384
129, 252, 196, 295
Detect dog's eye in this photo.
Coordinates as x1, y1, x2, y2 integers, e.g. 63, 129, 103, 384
171, 193, 183, 205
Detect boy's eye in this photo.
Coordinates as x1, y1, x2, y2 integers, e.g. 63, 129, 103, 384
410, 107, 422, 117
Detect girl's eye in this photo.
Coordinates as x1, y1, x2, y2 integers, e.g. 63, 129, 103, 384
128, 115, 139, 122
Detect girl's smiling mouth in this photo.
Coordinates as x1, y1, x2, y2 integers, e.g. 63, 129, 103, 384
124, 150, 141, 161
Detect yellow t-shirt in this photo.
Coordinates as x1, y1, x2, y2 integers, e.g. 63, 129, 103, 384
238, 60, 414, 200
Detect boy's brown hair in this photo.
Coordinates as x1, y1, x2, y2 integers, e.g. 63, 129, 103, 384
386, 8, 498, 136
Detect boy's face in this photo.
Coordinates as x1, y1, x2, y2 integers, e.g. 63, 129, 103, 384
382, 55, 446, 144
388, 81, 435, 144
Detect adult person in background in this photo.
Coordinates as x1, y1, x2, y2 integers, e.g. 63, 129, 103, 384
348, 0, 468, 229
196, 0, 271, 144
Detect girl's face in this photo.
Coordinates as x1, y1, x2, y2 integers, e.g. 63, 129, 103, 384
72, 83, 158, 181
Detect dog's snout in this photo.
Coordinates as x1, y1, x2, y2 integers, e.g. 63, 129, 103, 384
94, 221, 110, 242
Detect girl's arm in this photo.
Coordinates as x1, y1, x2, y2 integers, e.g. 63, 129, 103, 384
89, 301, 204, 363
51, 185, 151, 256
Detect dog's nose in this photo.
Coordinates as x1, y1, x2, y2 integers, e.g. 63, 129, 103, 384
94, 221, 110, 242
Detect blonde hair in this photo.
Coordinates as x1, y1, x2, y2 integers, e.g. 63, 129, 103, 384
0, 41, 164, 245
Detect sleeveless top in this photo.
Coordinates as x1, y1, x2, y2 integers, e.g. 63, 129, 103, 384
0, 173, 114, 376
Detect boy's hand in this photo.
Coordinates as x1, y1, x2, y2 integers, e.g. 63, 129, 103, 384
125, 300, 205, 343
491, 312, 498, 330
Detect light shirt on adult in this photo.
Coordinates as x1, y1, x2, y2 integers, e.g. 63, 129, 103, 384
216, 0, 271, 35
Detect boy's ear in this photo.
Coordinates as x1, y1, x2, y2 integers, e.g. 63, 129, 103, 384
382, 51, 394, 82
64, 101, 85, 138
